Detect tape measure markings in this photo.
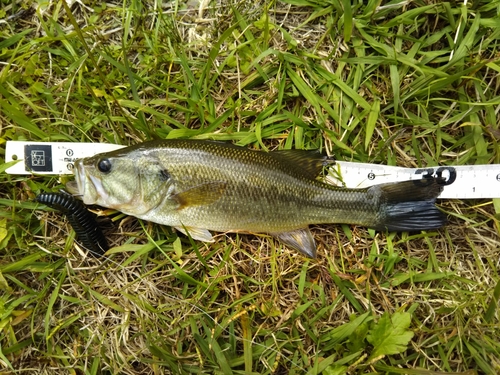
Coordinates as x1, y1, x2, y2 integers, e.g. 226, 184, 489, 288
333, 162, 500, 199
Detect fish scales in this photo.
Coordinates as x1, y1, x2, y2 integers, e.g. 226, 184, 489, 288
122, 140, 374, 232
67, 139, 446, 257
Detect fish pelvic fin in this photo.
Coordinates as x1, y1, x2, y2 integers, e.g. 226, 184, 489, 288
372, 178, 446, 231
273, 228, 317, 258
175, 226, 215, 242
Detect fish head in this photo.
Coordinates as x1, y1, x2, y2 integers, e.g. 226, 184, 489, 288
66, 150, 173, 215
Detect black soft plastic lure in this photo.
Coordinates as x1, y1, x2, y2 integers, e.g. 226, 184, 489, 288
36, 192, 108, 257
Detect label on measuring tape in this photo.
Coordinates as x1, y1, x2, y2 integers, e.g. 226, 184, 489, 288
5, 141, 124, 175
4, 141, 500, 199
330, 162, 500, 199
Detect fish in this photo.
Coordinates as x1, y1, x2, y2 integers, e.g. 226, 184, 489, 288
66, 139, 446, 258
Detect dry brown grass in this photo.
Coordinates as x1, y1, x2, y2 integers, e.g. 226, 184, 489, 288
1, 0, 499, 374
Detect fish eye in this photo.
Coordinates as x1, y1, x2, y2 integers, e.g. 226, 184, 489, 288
97, 158, 112, 173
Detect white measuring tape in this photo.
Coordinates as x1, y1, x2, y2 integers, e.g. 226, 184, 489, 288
5, 141, 124, 175
5, 141, 500, 199
329, 162, 500, 199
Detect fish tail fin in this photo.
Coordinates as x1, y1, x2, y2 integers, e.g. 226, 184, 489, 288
372, 178, 446, 231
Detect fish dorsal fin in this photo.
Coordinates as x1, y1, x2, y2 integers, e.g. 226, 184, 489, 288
173, 182, 227, 209
273, 228, 317, 258
270, 150, 335, 179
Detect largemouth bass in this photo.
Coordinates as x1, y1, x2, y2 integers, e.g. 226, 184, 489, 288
66, 140, 446, 257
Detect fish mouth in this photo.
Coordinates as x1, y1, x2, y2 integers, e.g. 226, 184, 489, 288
66, 159, 85, 196
88, 174, 109, 203
65, 159, 100, 204
66, 159, 110, 205
65, 180, 80, 195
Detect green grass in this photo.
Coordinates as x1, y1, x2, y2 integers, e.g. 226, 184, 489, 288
1, 0, 500, 374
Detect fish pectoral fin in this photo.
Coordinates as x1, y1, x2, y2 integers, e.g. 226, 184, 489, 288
175, 226, 215, 242
173, 182, 227, 209
273, 228, 317, 258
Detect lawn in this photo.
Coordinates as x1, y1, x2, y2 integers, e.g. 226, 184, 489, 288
1, 0, 499, 374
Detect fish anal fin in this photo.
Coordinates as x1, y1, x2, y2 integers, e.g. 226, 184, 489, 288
271, 150, 335, 179
173, 182, 226, 209
175, 226, 215, 242
273, 228, 317, 258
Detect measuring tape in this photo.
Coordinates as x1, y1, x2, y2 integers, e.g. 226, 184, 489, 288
5, 141, 123, 175
329, 162, 500, 199
5, 141, 500, 199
